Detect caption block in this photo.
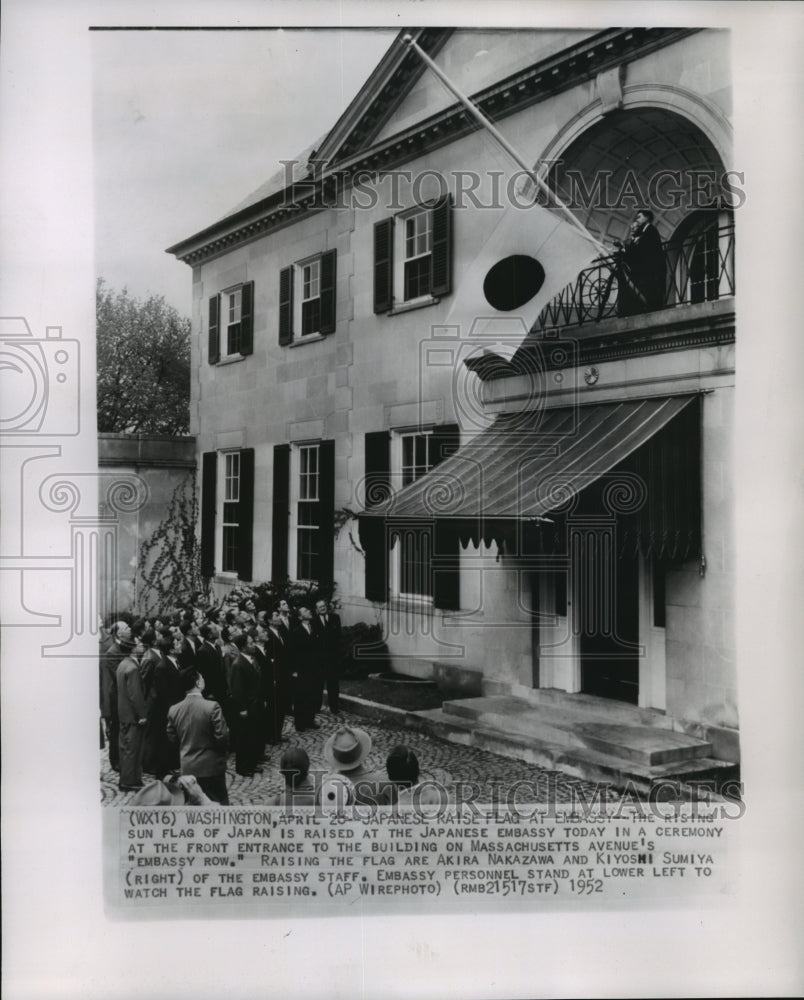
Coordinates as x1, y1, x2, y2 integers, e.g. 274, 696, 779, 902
110, 801, 736, 914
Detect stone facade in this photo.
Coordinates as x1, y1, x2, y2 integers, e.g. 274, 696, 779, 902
169, 27, 737, 757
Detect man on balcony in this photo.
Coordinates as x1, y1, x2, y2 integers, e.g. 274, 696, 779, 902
613, 209, 666, 317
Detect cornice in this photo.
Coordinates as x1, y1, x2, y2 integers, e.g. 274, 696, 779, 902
167, 26, 699, 266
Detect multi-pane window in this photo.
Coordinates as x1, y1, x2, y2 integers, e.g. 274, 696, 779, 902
404, 210, 432, 300
222, 452, 240, 573
297, 444, 320, 579
401, 432, 432, 487
223, 288, 242, 356
398, 430, 434, 598
300, 259, 322, 336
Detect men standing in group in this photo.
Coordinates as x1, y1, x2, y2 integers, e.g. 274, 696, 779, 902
612, 208, 666, 317
267, 611, 291, 741
116, 632, 148, 791
276, 599, 293, 640
289, 606, 323, 732
167, 669, 230, 804
228, 632, 263, 777
195, 622, 228, 710
100, 620, 131, 773
179, 619, 200, 668
314, 598, 343, 716
148, 633, 185, 775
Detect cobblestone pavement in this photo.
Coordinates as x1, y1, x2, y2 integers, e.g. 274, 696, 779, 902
101, 706, 622, 807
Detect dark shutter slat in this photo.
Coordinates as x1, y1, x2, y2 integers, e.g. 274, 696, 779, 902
240, 280, 254, 356
430, 194, 453, 298
433, 520, 460, 611
359, 516, 388, 603
362, 430, 391, 601
271, 444, 290, 582
430, 421, 460, 610
279, 266, 293, 345
364, 430, 391, 508
200, 452, 217, 578
237, 448, 255, 581
373, 218, 394, 314
317, 439, 335, 584
208, 296, 220, 365
319, 250, 337, 335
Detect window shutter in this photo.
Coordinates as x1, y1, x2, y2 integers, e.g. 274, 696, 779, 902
237, 448, 255, 581
373, 218, 394, 314
271, 444, 290, 582
239, 280, 255, 356
362, 431, 391, 601
359, 517, 388, 603
208, 296, 220, 364
433, 521, 460, 611
317, 439, 336, 584
200, 452, 217, 577
279, 266, 293, 345
430, 194, 453, 298
431, 422, 460, 610
364, 430, 391, 508
430, 422, 460, 467
319, 250, 337, 335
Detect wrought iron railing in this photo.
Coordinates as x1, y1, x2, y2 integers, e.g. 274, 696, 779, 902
536, 221, 735, 332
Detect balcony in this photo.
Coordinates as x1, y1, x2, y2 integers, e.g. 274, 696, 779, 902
536, 221, 735, 333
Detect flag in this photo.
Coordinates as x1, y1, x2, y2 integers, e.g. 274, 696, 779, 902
445, 193, 598, 351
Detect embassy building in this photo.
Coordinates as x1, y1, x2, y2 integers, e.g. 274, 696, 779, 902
168, 27, 737, 792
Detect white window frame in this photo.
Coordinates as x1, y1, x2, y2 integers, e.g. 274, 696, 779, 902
292, 254, 324, 340
288, 441, 321, 581
216, 450, 241, 576
219, 285, 244, 359
393, 205, 434, 307
390, 428, 435, 602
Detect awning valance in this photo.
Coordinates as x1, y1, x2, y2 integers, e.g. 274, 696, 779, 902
360, 394, 701, 562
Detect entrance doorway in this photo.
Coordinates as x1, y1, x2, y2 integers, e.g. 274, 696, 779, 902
580, 553, 640, 704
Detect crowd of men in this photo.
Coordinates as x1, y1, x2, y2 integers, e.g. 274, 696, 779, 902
99, 595, 345, 803
100, 596, 439, 809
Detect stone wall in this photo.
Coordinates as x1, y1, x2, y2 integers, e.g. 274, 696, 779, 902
98, 433, 196, 613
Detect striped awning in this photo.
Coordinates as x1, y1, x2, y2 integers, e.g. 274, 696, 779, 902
360, 394, 701, 561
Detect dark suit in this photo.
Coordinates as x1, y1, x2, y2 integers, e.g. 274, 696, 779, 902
314, 611, 342, 713
616, 222, 666, 316
195, 640, 229, 710
167, 691, 230, 804
145, 655, 184, 775
116, 654, 148, 788
179, 635, 199, 669
228, 651, 263, 775
100, 640, 125, 771
289, 623, 323, 730
267, 627, 291, 740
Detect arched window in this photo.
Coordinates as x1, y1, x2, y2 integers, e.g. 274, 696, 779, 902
667, 209, 734, 305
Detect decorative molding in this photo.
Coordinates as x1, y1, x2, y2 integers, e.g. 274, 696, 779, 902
596, 65, 625, 113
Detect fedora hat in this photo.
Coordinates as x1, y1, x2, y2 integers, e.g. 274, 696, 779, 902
129, 779, 185, 806
323, 725, 372, 772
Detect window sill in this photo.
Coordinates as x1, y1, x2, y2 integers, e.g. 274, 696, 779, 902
216, 354, 245, 367
389, 295, 440, 316
214, 573, 239, 584
289, 333, 327, 348
390, 594, 435, 611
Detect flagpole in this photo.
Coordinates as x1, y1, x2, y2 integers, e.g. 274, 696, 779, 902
402, 34, 608, 254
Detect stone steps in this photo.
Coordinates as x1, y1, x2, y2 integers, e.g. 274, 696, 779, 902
407, 696, 738, 795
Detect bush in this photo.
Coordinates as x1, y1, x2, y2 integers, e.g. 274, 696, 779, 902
219, 580, 339, 614
339, 622, 389, 678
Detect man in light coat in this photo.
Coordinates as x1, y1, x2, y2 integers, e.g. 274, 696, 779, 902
167, 669, 230, 804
